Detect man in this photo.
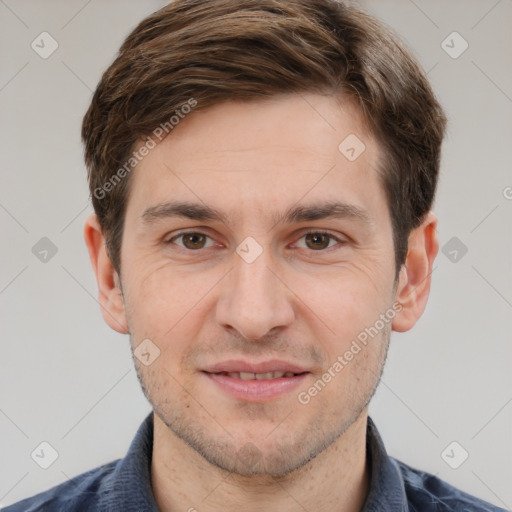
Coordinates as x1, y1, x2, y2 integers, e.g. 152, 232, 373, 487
3, 0, 505, 511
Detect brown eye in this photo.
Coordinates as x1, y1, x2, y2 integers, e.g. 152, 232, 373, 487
181, 233, 207, 249
169, 232, 214, 250
304, 232, 332, 250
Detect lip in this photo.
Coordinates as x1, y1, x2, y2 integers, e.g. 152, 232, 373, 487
202, 359, 310, 374
201, 359, 311, 402
204, 372, 309, 402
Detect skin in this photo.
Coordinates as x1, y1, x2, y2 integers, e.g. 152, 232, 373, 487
85, 92, 438, 512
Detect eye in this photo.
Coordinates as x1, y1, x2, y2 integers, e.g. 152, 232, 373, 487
166, 230, 344, 252
295, 231, 344, 251
167, 231, 216, 250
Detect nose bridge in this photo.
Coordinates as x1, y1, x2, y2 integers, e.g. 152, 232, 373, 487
215, 239, 295, 340
235, 248, 274, 302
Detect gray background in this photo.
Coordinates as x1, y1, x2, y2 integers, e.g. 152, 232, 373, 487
0, 0, 510, 509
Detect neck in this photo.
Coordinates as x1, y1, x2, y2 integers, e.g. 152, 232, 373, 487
151, 412, 369, 512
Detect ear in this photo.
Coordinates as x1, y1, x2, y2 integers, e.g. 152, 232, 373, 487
83, 214, 129, 334
392, 211, 438, 332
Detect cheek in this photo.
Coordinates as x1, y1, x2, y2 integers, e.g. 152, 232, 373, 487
124, 260, 200, 341
132, 254, 197, 302
296, 267, 392, 349
125, 260, 230, 377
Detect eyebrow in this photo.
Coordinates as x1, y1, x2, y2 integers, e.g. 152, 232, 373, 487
141, 200, 372, 227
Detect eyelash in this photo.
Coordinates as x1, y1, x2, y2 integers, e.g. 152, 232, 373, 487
166, 230, 345, 252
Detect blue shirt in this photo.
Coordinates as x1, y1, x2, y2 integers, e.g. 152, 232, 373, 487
2, 413, 505, 511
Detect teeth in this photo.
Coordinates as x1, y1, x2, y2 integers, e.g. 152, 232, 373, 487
256, 372, 274, 380
224, 371, 295, 380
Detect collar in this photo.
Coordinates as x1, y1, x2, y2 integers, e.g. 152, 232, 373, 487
362, 416, 409, 511
99, 412, 160, 511
100, 413, 407, 511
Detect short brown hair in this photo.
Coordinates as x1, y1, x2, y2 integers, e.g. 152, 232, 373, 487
82, 0, 446, 275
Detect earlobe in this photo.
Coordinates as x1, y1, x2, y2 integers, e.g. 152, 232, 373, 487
392, 211, 439, 333
83, 214, 129, 334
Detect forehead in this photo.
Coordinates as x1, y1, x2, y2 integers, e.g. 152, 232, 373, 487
154, 93, 374, 169
126, 92, 386, 227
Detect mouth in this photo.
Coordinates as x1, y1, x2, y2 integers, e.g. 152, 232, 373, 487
201, 360, 311, 401
211, 371, 304, 380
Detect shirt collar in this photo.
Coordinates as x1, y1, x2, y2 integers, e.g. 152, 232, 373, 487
99, 412, 160, 511
362, 416, 409, 512
100, 413, 407, 511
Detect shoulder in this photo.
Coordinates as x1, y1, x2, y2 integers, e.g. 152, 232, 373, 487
393, 458, 507, 512
1, 460, 119, 512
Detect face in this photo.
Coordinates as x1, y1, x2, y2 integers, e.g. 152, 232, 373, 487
117, 93, 399, 476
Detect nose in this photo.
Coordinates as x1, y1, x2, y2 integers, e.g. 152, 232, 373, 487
215, 244, 296, 341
